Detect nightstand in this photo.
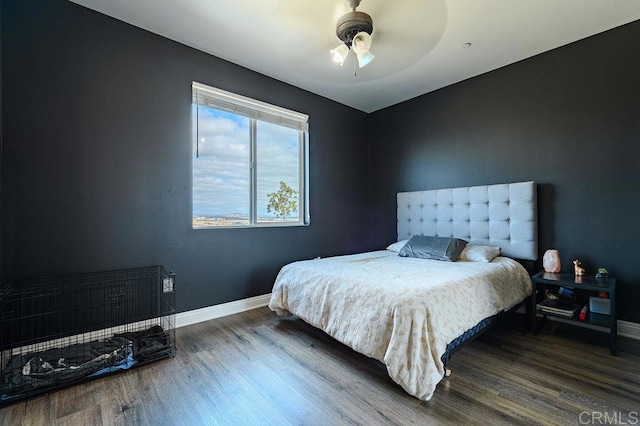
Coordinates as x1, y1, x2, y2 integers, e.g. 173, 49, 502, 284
531, 271, 617, 355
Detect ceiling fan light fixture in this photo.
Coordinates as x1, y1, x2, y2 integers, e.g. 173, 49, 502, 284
330, 1, 375, 69
330, 43, 350, 66
351, 31, 372, 55
351, 31, 374, 67
356, 51, 375, 68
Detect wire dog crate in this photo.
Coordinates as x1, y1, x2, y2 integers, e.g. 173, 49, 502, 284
0, 265, 176, 406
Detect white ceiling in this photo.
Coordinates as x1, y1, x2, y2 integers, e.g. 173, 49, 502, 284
69, 0, 640, 113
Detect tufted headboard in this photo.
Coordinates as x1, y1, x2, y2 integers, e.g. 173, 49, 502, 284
397, 181, 538, 260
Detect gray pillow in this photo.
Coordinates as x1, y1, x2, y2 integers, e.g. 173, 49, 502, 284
398, 235, 468, 262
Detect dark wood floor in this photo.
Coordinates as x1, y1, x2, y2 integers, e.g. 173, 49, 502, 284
1, 306, 639, 425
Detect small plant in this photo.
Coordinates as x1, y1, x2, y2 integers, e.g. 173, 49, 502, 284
596, 267, 609, 278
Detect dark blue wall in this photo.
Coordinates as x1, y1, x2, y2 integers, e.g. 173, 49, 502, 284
1, 0, 369, 312
3, 0, 639, 324
368, 20, 640, 323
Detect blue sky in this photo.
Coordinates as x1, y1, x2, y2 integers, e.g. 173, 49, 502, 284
192, 106, 300, 217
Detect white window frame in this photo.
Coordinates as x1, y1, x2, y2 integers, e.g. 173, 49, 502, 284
192, 82, 310, 229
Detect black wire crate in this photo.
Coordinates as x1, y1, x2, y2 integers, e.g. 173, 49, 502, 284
0, 265, 176, 406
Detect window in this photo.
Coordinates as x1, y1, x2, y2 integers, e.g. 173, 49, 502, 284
192, 82, 309, 228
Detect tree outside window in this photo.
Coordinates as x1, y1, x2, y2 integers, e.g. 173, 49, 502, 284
267, 181, 298, 221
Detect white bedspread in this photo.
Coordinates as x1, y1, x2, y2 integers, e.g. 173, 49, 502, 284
268, 250, 532, 401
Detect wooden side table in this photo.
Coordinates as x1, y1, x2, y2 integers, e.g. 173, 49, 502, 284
531, 271, 617, 355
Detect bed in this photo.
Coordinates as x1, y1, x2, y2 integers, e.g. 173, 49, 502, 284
268, 181, 537, 401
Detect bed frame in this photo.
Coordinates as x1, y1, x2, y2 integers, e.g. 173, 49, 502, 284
397, 181, 538, 374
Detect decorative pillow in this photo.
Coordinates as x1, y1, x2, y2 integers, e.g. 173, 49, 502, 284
386, 240, 408, 252
398, 235, 468, 262
458, 244, 501, 262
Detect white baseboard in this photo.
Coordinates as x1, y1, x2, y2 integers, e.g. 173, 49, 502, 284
175, 293, 271, 328
618, 320, 640, 340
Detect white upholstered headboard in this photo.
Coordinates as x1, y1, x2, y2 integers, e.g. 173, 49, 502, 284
397, 181, 538, 260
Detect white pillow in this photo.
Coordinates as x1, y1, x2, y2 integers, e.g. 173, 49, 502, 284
386, 240, 408, 252
458, 244, 501, 262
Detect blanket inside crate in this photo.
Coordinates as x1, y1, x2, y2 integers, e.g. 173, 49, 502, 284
1, 325, 170, 401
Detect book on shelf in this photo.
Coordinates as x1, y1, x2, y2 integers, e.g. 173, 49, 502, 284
536, 298, 581, 317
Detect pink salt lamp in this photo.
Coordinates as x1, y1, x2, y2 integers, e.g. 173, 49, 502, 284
543, 249, 561, 273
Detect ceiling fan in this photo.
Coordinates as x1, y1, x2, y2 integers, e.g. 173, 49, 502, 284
329, 0, 375, 68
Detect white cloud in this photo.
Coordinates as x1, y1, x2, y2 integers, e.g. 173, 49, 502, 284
192, 107, 301, 217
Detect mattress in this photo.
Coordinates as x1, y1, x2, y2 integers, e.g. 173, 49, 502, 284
268, 249, 532, 401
